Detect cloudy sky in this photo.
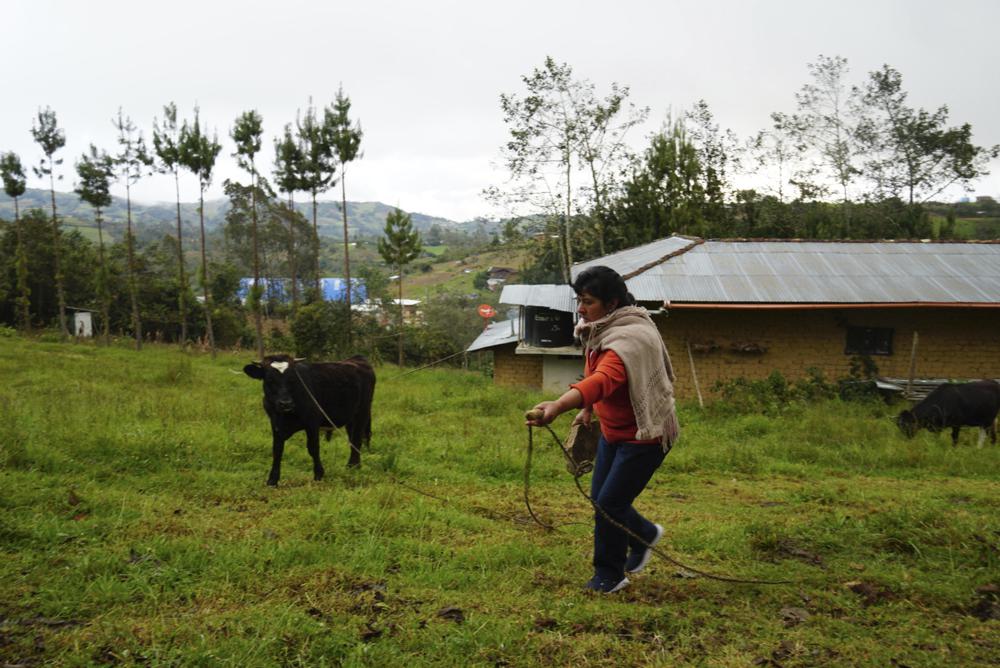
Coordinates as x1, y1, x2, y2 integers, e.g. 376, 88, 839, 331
3, 0, 998, 222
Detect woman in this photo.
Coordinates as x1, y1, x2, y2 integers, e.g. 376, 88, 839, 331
526, 265, 679, 593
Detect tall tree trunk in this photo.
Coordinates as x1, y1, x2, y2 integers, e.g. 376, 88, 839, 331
288, 194, 299, 311
125, 179, 142, 350
95, 208, 110, 346
251, 161, 264, 360
199, 189, 216, 358
588, 161, 606, 257
174, 171, 188, 347
341, 172, 352, 344
397, 270, 404, 367
48, 171, 69, 339
562, 147, 573, 283
14, 197, 30, 332
312, 192, 320, 298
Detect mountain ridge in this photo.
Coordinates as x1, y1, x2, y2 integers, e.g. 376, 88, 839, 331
0, 188, 467, 241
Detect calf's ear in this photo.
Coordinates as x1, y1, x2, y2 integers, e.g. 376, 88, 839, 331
243, 363, 265, 380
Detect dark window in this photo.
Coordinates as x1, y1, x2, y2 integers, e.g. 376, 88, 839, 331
845, 326, 893, 356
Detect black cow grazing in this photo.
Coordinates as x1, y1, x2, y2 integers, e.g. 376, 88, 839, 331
896, 380, 1000, 447
244, 354, 375, 485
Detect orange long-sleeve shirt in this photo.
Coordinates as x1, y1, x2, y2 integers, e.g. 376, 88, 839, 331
570, 349, 660, 445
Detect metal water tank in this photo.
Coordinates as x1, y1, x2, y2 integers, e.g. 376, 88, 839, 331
523, 306, 574, 347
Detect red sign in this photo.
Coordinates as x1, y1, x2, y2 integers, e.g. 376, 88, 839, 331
477, 304, 496, 319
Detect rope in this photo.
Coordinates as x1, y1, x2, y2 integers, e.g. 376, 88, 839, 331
382, 350, 467, 382
527, 421, 795, 586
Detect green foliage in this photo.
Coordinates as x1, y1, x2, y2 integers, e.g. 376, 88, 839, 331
209, 305, 252, 348
290, 300, 351, 359
377, 208, 422, 270
712, 368, 840, 415
74, 145, 114, 211
0, 152, 27, 199
178, 107, 222, 192
472, 270, 489, 290
30, 106, 66, 173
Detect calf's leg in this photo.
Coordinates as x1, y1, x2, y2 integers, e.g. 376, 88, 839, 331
951, 426, 960, 446
305, 427, 325, 481
268, 430, 286, 486
346, 421, 362, 468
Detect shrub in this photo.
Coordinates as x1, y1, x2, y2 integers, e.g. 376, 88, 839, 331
290, 301, 351, 360
211, 305, 253, 348
713, 368, 839, 415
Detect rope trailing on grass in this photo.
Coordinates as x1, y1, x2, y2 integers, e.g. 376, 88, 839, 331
525, 415, 795, 586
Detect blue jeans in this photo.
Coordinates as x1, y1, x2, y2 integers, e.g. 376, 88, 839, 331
591, 435, 667, 582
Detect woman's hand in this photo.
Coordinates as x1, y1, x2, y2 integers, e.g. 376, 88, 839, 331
571, 407, 592, 427
525, 401, 560, 427
524, 388, 584, 427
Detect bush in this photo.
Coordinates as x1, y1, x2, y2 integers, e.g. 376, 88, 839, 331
713, 368, 839, 415
290, 301, 351, 360
211, 305, 253, 348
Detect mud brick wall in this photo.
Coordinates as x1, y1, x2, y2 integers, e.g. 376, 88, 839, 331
492, 343, 543, 389
659, 307, 1000, 400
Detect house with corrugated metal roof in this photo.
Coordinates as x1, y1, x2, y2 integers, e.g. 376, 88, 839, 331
468, 235, 1000, 398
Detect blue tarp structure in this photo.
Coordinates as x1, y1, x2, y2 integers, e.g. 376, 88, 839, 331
238, 278, 366, 304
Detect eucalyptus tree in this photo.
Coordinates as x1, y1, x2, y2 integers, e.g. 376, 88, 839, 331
775, 55, 863, 233
296, 99, 337, 297
152, 102, 192, 346
30, 106, 69, 337
273, 124, 306, 308
492, 57, 638, 280
112, 108, 153, 350
377, 208, 421, 367
859, 64, 1000, 208
684, 100, 742, 234
575, 81, 647, 256
74, 145, 115, 345
1, 151, 30, 331
326, 86, 363, 334
179, 107, 223, 357
231, 109, 265, 360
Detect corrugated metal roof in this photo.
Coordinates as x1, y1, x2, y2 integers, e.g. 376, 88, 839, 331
466, 318, 520, 352
620, 237, 1000, 304
502, 237, 1000, 305
499, 284, 576, 313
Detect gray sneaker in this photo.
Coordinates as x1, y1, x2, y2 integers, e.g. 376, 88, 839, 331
625, 523, 663, 574
584, 575, 630, 593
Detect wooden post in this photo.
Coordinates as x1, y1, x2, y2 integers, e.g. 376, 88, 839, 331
906, 331, 919, 401
686, 340, 704, 408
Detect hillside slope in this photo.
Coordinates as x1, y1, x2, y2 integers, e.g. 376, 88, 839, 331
0, 188, 462, 240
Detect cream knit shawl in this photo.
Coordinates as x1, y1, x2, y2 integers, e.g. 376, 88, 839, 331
575, 305, 680, 447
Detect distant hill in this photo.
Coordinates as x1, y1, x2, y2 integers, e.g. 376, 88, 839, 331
0, 188, 463, 242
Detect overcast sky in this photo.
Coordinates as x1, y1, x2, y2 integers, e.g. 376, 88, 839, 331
3, 0, 998, 222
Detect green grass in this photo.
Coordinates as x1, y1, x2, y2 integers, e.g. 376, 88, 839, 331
2, 336, 998, 666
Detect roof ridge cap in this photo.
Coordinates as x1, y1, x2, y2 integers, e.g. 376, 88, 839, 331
622, 237, 705, 280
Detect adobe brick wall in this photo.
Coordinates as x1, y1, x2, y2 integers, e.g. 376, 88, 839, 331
493, 343, 543, 389
659, 307, 1000, 400
490, 307, 1000, 399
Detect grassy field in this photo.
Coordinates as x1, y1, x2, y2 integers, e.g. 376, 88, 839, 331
1, 335, 998, 666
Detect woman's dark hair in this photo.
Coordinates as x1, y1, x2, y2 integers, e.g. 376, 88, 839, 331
571, 265, 636, 308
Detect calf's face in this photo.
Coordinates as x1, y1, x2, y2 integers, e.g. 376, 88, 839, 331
896, 410, 918, 438
244, 360, 297, 414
